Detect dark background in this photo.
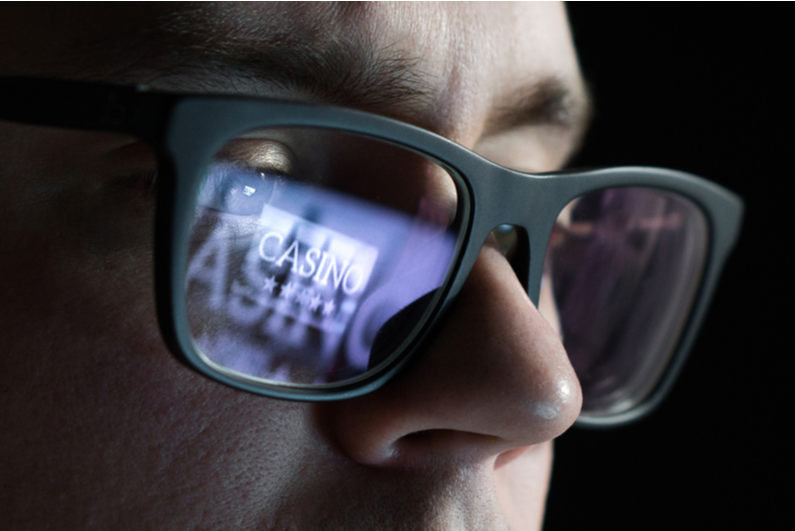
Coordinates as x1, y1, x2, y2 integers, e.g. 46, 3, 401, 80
546, 5, 789, 529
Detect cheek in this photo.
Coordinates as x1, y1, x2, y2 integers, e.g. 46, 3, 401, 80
0, 149, 320, 526
494, 442, 553, 531
0, 126, 166, 422
0, 232, 318, 523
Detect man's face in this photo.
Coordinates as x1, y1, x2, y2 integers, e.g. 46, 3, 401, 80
0, 3, 588, 529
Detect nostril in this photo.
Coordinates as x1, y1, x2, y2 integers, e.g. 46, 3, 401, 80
403, 429, 435, 442
393, 429, 504, 466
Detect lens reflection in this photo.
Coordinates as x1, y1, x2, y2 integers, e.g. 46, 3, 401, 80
546, 187, 708, 416
185, 128, 459, 386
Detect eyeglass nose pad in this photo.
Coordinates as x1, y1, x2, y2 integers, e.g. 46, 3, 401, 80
491, 224, 530, 292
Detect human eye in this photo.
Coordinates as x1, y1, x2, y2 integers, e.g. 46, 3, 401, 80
184, 127, 463, 386
198, 139, 295, 217
199, 128, 458, 226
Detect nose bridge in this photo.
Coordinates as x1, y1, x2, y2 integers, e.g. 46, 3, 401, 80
468, 165, 566, 302
470, 165, 563, 232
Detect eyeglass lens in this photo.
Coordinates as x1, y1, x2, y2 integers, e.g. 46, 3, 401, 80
543, 187, 708, 416
185, 128, 461, 386
183, 127, 709, 416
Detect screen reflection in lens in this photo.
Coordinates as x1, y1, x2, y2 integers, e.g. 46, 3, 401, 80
184, 128, 460, 387
545, 187, 708, 416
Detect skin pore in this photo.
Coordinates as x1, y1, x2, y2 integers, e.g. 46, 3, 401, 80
0, 3, 589, 530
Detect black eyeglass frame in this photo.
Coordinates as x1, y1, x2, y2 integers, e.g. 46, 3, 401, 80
0, 77, 743, 427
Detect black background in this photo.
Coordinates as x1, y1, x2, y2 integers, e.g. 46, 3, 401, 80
546, 5, 790, 530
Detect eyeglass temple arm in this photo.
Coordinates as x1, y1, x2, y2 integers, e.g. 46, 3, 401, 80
0, 77, 173, 141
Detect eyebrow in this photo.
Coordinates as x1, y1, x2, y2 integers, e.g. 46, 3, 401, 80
95, 10, 436, 122
484, 78, 593, 138
175, 41, 436, 117
78, 6, 591, 138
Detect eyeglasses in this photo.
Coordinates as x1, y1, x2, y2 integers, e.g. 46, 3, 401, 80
0, 77, 742, 426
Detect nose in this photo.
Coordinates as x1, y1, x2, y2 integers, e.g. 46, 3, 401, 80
321, 240, 583, 467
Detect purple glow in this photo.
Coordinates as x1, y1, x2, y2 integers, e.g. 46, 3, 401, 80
547, 187, 708, 414
186, 161, 457, 385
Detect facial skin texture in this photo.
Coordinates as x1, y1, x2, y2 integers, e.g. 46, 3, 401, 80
0, 3, 589, 530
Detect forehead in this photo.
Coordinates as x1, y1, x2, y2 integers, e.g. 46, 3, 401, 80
0, 2, 584, 141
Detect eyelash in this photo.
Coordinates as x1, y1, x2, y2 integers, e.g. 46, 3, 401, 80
123, 170, 159, 197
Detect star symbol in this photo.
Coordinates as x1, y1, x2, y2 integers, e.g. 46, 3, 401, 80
262, 275, 278, 294
322, 299, 336, 316
308, 293, 322, 312
280, 282, 297, 300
